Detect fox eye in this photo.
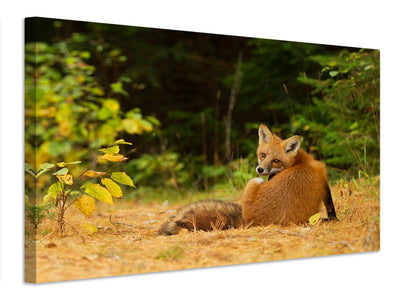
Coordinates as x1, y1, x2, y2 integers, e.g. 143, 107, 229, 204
261, 153, 266, 158
273, 159, 280, 163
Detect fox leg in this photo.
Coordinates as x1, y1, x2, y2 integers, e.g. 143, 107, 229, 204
322, 183, 338, 221
242, 178, 264, 203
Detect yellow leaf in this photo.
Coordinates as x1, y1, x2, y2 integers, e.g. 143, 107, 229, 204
57, 174, 73, 185
112, 139, 132, 146
122, 118, 140, 134
101, 178, 123, 198
74, 195, 96, 217
84, 170, 107, 177
138, 119, 153, 132
111, 172, 135, 187
309, 213, 322, 225
84, 183, 113, 204
38, 106, 57, 118
59, 119, 72, 137
79, 221, 98, 234
104, 99, 120, 113
100, 153, 128, 162
56, 161, 81, 167
99, 145, 120, 154
76, 75, 85, 83
92, 87, 104, 96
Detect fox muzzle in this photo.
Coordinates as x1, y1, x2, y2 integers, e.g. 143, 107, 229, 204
256, 166, 282, 176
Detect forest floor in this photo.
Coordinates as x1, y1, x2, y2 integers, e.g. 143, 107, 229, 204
25, 176, 380, 283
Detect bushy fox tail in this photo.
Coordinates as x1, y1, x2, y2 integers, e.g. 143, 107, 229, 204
158, 200, 243, 235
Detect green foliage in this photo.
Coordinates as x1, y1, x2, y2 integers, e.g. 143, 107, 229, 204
128, 150, 192, 189
128, 149, 256, 192
295, 49, 380, 176
228, 157, 257, 190
25, 35, 158, 167
25, 195, 54, 230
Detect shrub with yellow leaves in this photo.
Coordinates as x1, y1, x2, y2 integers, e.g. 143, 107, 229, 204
25, 139, 135, 234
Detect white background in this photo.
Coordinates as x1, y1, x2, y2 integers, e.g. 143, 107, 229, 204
1, 0, 399, 299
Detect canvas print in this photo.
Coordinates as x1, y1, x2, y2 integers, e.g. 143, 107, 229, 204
25, 17, 380, 283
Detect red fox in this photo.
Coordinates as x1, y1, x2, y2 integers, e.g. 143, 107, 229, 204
158, 124, 336, 235
241, 124, 337, 226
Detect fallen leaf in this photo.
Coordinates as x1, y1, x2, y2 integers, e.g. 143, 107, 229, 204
309, 213, 322, 225
45, 243, 57, 248
80, 222, 98, 234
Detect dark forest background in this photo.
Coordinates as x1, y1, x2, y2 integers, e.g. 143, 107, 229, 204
25, 17, 380, 195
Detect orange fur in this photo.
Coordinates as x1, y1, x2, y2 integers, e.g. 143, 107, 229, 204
242, 124, 330, 226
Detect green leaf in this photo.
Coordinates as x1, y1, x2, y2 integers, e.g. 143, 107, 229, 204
38, 163, 55, 171
47, 182, 60, 195
35, 163, 56, 178
329, 70, 339, 77
101, 178, 123, 198
110, 81, 129, 97
99, 145, 120, 154
25, 163, 36, 177
48, 141, 71, 156
349, 121, 359, 130
111, 172, 135, 187
25, 163, 34, 171
43, 182, 63, 204
52, 167, 69, 176
146, 115, 161, 126
84, 183, 113, 204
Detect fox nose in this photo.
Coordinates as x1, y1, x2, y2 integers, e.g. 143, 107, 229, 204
256, 167, 264, 174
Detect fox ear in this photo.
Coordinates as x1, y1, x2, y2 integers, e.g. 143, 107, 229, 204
258, 124, 273, 144
283, 135, 301, 155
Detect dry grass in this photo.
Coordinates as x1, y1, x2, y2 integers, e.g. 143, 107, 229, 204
25, 177, 380, 283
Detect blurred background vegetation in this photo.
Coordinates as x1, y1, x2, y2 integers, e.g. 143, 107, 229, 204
25, 18, 380, 202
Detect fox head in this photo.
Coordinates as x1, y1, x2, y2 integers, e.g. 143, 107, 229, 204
256, 124, 301, 176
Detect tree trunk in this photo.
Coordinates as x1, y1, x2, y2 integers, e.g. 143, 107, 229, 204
225, 52, 243, 162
